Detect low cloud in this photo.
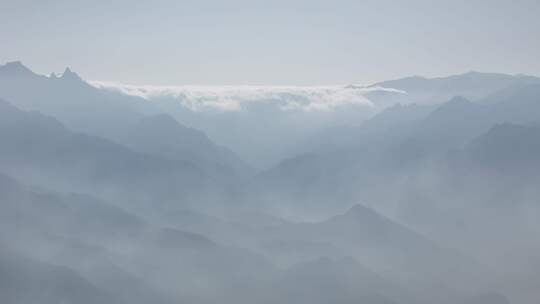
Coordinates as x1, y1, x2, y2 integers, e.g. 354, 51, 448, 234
90, 81, 406, 112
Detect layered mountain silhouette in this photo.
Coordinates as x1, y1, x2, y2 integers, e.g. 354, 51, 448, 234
1, 61, 539, 303
0, 250, 115, 304
264, 257, 400, 304
0, 61, 249, 177
258, 83, 540, 213
122, 113, 252, 179
0, 172, 277, 304
0, 98, 220, 207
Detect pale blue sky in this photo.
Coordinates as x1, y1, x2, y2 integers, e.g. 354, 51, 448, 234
1, 0, 539, 85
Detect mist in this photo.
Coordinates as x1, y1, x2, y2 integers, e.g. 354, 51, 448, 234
2, 2, 540, 302
1, 60, 539, 304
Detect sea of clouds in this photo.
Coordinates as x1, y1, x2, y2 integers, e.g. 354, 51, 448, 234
90, 81, 406, 112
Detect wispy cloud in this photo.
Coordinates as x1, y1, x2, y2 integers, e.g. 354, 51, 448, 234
90, 81, 406, 112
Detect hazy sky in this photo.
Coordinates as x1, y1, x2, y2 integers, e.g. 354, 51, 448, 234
1, 0, 540, 85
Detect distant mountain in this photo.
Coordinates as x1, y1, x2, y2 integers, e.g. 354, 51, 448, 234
0, 250, 116, 304
258, 83, 540, 217
285, 205, 483, 277
420, 122, 540, 215
0, 61, 250, 177
299, 76, 537, 156
0, 61, 152, 136
0, 173, 174, 304
465, 123, 540, 172
2, 61, 538, 303
121, 113, 252, 179
0, 172, 277, 304
395, 122, 540, 303
0, 98, 225, 211
250, 87, 540, 304
367, 71, 540, 105
254, 204, 495, 304
296, 102, 439, 157
264, 257, 400, 304
487, 83, 540, 123
390, 84, 540, 162
0, 172, 145, 243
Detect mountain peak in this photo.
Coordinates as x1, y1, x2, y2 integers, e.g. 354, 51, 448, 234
425, 96, 477, 122
462, 70, 482, 76
345, 204, 372, 215
61, 67, 82, 81
339, 204, 381, 222
0, 61, 36, 77
346, 204, 370, 214
432, 96, 474, 112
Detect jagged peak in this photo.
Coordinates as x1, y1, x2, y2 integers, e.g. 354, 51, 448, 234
61, 67, 82, 81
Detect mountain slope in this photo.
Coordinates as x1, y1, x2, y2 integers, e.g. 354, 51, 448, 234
254, 204, 496, 304
0, 61, 250, 177
121, 113, 252, 179
0, 172, 277, 304
263, 257, 400, 304
0, 250, 116, 304
367, 71, 540, 105
256, 84, 540, 217
0, 98, 223, 210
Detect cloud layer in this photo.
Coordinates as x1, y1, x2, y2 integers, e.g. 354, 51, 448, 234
90, 81, 406, 112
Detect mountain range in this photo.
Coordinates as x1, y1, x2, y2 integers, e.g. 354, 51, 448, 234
1, 61, 539, 303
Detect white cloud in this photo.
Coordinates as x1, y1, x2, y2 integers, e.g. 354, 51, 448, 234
90, 81, 406, 112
